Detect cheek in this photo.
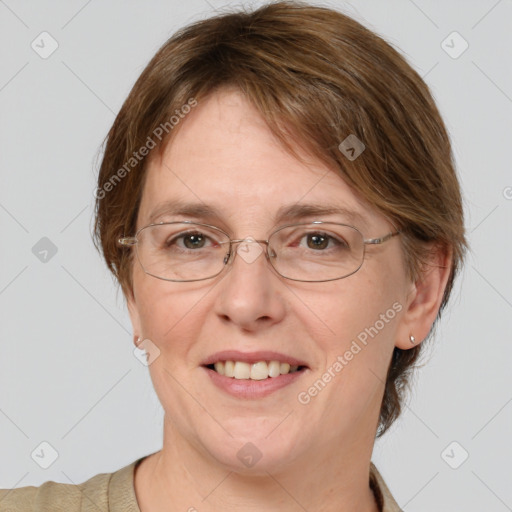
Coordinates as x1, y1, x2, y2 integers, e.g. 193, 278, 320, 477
299, 283, 398, 428
307, 275, 391, 335
303, 271, 401, 375
134, 278, 207, 362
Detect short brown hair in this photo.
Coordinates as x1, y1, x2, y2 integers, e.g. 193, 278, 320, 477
93, 0, 468, 436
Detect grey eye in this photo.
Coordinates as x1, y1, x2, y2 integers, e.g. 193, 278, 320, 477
180, 233, 206, 249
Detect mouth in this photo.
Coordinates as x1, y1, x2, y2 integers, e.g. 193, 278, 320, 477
204, 360, 307, 380
201, 351, 309, 398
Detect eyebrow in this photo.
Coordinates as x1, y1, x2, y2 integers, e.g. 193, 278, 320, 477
147, 200, 370, 229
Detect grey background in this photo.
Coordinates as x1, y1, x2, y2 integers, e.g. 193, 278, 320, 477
0, 0, 511, 510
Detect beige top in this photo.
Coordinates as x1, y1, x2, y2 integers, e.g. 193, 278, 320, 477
0, 456, 402, 511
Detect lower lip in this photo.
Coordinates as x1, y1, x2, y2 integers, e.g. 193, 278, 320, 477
203, 367, 306, 399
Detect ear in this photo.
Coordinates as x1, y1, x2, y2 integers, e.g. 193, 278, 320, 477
125, 287, 143, 348
395, 244, 452, 350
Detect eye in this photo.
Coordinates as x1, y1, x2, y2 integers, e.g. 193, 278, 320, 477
298, 232, 349, 251
179, 232, 207, 249
305, 233, 328, 250
166, 231, 215, 250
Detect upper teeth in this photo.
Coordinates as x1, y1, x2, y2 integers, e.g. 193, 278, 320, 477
213, 361, 300, 380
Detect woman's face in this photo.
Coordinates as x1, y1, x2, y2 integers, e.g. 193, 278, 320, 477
128, 89, 415, 473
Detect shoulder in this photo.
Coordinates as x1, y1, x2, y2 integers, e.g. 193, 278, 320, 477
0, 472, 111, 512
0, 457, 144, 512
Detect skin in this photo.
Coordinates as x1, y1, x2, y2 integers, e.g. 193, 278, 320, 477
127, 88, 451, 512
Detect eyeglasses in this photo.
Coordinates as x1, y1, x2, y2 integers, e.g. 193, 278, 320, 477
118, 221, 401, 283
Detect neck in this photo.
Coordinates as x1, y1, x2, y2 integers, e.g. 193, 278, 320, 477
134, 418, 380, 512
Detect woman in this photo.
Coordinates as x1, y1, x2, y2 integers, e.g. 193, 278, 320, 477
0, 1, 467, 510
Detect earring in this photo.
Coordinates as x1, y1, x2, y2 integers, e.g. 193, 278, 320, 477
409, 335, 416, 345
134, 336, 142, 347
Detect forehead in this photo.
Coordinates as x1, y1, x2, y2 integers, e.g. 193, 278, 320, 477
138, 90, 381, 231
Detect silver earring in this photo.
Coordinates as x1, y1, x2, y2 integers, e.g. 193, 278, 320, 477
409, 335, 416, 344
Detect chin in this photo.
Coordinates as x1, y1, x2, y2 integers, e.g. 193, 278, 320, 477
200, 427, 303, 475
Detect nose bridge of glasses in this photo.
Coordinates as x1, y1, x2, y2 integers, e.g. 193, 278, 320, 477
218, 238, 276, 270
229, 238, 269, 246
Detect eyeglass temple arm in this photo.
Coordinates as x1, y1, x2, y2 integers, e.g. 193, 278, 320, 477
118, 237, 137, 246
363, 230, 401, 245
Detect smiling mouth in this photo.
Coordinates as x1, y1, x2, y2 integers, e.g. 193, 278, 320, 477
205, 360, 307, 380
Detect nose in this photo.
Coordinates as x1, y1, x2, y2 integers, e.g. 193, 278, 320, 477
213, 238, 286, 331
